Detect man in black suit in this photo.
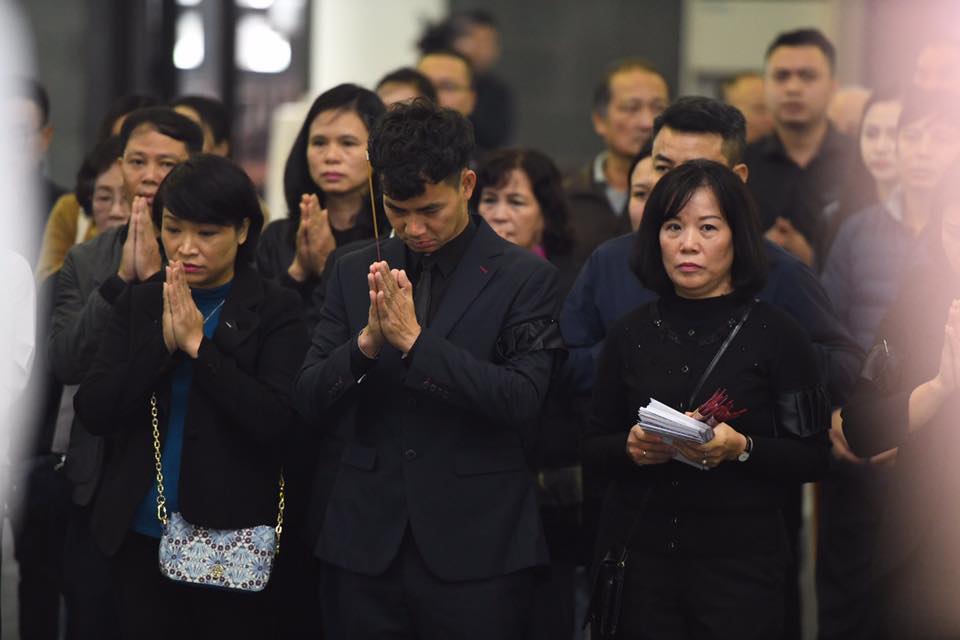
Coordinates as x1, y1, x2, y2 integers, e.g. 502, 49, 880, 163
295, 100, 562, 639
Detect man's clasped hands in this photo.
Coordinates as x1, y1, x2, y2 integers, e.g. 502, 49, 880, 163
358, 261, 423, 358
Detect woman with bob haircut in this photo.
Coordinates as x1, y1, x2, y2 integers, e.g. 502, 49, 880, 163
257, 83, 388, 318
74, 154, 308, 639
585, 159, 830, 638
474, 148, 576, 285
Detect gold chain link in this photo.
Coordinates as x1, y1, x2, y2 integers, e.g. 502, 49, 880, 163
275, 474, 285, 555
150, 392, 285, 554
150, 393, 168, 526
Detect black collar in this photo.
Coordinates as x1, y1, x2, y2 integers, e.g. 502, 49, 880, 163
758, 122, 849, 165
408, 215, 478, 278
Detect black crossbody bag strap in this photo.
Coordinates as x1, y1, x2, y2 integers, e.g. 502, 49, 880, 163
587, 299, 756, 638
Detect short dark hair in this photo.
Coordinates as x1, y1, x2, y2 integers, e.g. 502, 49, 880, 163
376, 67, 438, 104
454, 9, 498, 30
282, 83, 386, 230
652, 96, 747, 166
418, 49, 475, 87
898, 89, 960, 131
765, 28, 837, 72
118, 107, 204, 157
169, 95, 231, 147
474, 148, 574, 257
631, 159, 767, 298
95, 94, 160, 142
720, 71, 763, 102
75, 136, 124, 217
592, 58, 666, 116
369, 99, 475, 201
417, 11, 498, 55
16, 78, 50, 126
151, 154, 263, 264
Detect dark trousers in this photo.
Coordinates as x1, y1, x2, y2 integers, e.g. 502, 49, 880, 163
816, 465, 887, 640
7, 454, 71, 640
609, 551, 786, 639
320, 528, 535, 639
62, 504, 119, 640
111, 532, 277, 640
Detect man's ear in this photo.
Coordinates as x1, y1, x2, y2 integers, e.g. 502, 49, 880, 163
733, 163, 749, 183
461, 169, 477, 200
592, 110, 608, 139
38, 124, 53, 156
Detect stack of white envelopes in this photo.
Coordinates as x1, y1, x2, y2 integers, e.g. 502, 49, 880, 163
637, 399, 714, 470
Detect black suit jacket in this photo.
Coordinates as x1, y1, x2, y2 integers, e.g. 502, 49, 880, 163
295, 218, 561, 581
74, 265, 308, 556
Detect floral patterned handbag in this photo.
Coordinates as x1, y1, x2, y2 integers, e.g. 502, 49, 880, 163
149, 393, 284, 592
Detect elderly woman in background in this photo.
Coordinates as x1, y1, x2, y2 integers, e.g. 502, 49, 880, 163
585, 160, 830, 639
842, 161, 960, 638
36, 137, 131, 281
475, 148, 576, 284
36, 95, 158, 281
474, 147, 582, 639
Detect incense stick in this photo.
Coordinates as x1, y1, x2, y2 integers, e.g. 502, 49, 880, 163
367, 156, 381, 261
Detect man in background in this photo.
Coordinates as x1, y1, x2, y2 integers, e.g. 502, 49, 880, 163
744, 28, 854, 268
566, 59, 668, 263
721, 71, 774, 144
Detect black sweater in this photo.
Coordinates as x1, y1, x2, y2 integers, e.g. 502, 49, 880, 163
585, 293, 830, 556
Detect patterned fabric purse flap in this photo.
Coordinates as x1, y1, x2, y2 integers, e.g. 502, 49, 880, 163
158, 512, 277, 592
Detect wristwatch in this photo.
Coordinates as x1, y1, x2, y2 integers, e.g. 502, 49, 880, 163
737, 435, 753, 462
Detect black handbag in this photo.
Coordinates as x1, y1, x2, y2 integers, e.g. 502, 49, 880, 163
585, 300, 755, 638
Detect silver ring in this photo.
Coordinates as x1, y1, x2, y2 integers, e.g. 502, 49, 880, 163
641, 449, 647, 457
702, 459, 708, 466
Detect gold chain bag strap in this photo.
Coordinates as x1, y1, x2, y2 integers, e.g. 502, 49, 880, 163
151, 393, 284, 591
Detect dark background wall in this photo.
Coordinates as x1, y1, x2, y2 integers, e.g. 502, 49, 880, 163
451, 0, 682, 173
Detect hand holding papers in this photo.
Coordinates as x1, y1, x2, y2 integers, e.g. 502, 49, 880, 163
637, 390, 749, 470
637, 400, 714, 470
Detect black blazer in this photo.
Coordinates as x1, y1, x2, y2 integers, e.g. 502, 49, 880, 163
74, 265, 308, 556
295, 218, 562, 581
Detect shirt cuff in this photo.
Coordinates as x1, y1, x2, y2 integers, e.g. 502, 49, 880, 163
401, 334, 422, 368
98, 275, 127, 305
350, 334, 378, 379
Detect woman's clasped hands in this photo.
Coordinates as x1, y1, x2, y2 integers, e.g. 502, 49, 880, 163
163, 261, 204, 358
288, 193, 336, 282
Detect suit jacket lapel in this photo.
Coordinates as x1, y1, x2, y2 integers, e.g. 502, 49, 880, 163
428, 221, 504, 338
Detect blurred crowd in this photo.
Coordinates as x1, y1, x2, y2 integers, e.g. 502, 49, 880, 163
4, 8, 960, 640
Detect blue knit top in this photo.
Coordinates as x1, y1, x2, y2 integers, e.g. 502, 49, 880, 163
132, 281, 232, 538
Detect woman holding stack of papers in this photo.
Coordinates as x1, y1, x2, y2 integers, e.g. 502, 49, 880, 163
584, 160, 831, 639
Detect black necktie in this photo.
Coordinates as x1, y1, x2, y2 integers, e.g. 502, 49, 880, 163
414, 256, 434, 327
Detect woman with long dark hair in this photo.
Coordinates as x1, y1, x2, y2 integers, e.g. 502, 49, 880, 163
257, 84, 388, 318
